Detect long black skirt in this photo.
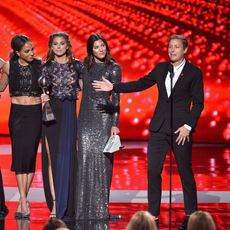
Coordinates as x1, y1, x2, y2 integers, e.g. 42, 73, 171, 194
9, 103, 42, 173
42, 98, 77, 220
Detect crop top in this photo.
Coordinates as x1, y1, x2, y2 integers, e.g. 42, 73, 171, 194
9, 58, 42, 97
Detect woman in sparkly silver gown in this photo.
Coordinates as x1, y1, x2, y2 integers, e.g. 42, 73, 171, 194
76, 33, 121, 223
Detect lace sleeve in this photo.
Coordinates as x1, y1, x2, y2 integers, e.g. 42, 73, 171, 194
73, 59, 84, 78
73, 59, 84, 90
39, 64, 52, 92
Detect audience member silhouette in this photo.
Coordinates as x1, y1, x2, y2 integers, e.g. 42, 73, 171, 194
188, 210, 216, 230
126, 211, 157, 230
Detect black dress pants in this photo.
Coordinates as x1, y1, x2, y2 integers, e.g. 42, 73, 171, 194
147, 132, 197, 216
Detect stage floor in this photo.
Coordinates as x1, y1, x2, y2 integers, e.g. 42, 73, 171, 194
0, 138, 230, 229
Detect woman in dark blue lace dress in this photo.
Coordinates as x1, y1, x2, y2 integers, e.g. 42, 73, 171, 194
75, 33, 121, 224
41, 32, 82, 220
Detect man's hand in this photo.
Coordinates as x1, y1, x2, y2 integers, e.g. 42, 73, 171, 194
175, 126, 190, 145
92, 77, 113, 91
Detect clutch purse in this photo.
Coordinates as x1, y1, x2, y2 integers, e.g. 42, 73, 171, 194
103, 135, 122, 153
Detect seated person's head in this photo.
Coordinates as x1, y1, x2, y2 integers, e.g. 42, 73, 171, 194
43, 218, 68, 230
188, 211, 216, 230
125, 211, 157, 230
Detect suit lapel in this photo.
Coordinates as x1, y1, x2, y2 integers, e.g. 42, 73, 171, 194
161, 62, 171, 99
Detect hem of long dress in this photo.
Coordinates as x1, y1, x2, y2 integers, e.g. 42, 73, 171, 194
60, 215, 75, 221
75, 217, 109, 221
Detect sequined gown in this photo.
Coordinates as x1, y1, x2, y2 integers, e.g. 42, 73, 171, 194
76, 61, 121, 222
41, 59, 82, 219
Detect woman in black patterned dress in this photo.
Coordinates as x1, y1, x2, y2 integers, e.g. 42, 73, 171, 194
41, 32, 82, 220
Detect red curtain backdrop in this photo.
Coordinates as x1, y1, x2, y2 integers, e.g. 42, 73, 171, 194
0, 0, 229, 143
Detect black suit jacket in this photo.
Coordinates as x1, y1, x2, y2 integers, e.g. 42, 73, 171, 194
114, 61, 204, 133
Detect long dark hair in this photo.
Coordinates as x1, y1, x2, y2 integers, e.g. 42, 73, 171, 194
10, 34, 32, 60
85, 33, 113, 70
44, 32, 73, 63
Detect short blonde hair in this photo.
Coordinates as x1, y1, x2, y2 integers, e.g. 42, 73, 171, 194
125, 211, 157, 230
168, 34, 188, 49
188, 211, 216, 230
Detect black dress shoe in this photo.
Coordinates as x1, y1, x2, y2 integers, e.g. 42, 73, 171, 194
108, 214, 122, 221
0, 205, 9, 218
178, 216, 189, 230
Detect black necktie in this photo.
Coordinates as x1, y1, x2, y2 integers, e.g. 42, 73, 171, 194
168, 64, 174, 78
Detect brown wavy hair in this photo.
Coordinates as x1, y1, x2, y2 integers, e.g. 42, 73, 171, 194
43, 31, 75, 71
44, 32, 73, 62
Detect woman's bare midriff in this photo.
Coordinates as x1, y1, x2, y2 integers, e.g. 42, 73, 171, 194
11, 96, 41, 105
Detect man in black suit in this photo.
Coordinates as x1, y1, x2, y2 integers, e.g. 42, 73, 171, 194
93, 35, 204, 229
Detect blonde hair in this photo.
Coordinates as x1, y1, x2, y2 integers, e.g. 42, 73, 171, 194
126, 211, 157, 230
168, 34, 188, 49
188, 211, 216, 230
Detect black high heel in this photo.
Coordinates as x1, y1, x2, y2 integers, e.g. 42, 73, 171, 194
0, 205, 9, 218
49, 200, 56, 218
20, 212, 30, 219
15, 200, 30, 219
15, 201, 22, 219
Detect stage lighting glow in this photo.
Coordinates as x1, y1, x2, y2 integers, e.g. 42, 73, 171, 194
0, 0, 229, 143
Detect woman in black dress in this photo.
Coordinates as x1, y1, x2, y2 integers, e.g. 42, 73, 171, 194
41, 32, 82, 219
0, 59, 9, 220
0, 35, 42, 219
76, 33, 121, 223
